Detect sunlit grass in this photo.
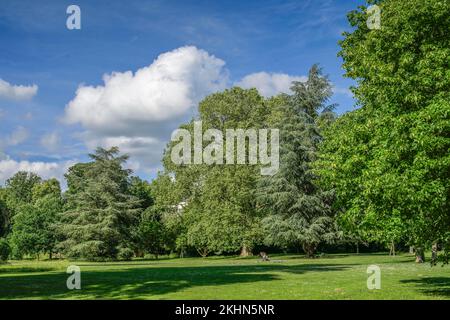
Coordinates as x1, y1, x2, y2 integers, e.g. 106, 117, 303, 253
0, 253, 448, 300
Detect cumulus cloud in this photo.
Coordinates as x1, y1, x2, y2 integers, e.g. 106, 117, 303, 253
0, 78, 38, 101
64, 46, 228, 131
235, 72, 307, 97
64, 46, 229, 174
0, 157, 75, 186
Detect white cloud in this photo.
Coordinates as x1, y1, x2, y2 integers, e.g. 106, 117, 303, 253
4, 126, 29, 146
83, 134, 164, 173
64, 46, 228, 131
0, 158, 75, 186
0, 78, 38, 101
235, 72, 307, 97
40, 132, 60, 151
64, 46, 229, 174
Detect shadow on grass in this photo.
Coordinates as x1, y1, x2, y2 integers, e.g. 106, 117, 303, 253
400, 277, 450, 298
0, 263, 352, 299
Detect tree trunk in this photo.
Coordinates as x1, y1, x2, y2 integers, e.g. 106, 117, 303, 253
415, 247, 425, 263
49, 252, 52, 260
302, 243, 316, 258
389, 241, 396, 256
356, 242, 360, 254
240, 245, 253, 257
197, 248, 208, 258
431, 243, 438, 265
409, 246, 414, 254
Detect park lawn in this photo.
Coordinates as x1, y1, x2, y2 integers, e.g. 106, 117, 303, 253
0, 253, 449, 300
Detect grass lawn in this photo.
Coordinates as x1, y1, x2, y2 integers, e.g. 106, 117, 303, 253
0, 253, 449, 300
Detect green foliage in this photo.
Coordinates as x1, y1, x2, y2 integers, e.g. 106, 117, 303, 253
59, 147, 141, 260
317, 0, 450, 262
339, 0, 449, 111
117, 247, 134, 261
258, 65, 339, 257
4, 171, 41, 216
161, 88, 270, 256
185, 200, 261, 257
135, 207, 168, 259
31, 178, 61, 203
9, 194, 62, 259
0, 238, 10, 262
129, 176, 153, 209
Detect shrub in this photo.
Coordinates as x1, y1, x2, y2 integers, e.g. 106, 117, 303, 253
117, 247, 134, 261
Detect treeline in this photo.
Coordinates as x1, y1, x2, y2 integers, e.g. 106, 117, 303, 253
0, 0, 448, 263
0, 67, 352, 262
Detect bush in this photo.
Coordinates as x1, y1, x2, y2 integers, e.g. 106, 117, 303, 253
0, 238, 10, 262
117, 247, 134, 261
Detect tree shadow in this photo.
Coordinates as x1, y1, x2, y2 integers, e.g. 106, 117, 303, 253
400, 277, 450, 298
0, 263, 352, 299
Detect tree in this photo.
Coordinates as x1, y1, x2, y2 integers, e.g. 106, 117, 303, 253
31, 178, 62, 203
318, 0, 450, 263
161, 88, 271, 256
9, 192, 62, 259
128, 176, 154, 209
1, 172, 42, 240
150, 173, 187, 256
135, 207, 168, 259
0, 189, 10, 238
4, 171, 41, 213
258, 65, 339, 258
59, 147, 141, 260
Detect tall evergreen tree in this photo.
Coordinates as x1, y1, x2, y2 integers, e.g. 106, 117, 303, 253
258, 65, 338, 257
59, 147, 141, 260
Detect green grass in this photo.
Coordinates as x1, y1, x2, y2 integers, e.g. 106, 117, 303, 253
0, 253, 449, 300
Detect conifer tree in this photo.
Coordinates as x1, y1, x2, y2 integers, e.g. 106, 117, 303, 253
59, 147, 141, 260
258, 65, 338, 257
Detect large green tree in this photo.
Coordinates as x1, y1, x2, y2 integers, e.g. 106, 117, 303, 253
161, 87, 270, 256
0, 172, 42, 239
4, 171, 41, 214
9, 179, 62, 259
317, 0, 450, 263
59, 147, 141, 260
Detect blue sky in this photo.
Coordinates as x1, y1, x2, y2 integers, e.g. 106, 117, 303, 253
0, 0, 363, 185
